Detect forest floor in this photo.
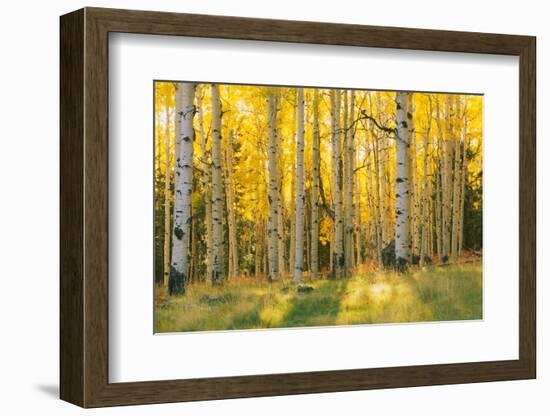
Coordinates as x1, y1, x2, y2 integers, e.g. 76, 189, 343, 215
154, 261, 482, 333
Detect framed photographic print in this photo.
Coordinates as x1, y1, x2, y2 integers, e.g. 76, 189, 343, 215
60, 7, 536, 408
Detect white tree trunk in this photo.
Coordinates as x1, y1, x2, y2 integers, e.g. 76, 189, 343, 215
451, 96, 462, 262
368, 95, 383, 266
458, 111, 468, 256
394, 91, 413, 271
288, 100, 297, 276
288, 173, 296, 276
420, 96, 433, 266
210, 84, 224, 284
310, 89, 320, 278
169, 83, 196, 295
331, 89, 345, 278
294, 88, 305, 283
196, 88, 213, 282
163, 101, 172, 287
377, 94, 388, 247
267, 88, 280, 281
442, 95, 453, 262
344, 90, 355, 271
371, 128, 383, 266
408, 98, 419, 257
277, 169, 286, 277
225, 129, 238, 278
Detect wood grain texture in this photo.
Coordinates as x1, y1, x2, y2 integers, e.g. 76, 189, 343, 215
59, 7, 537, 408
518, 38, 537, 375
59, 8, 84, 407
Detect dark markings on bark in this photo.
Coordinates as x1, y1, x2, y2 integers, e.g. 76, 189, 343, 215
395, 257, 408, 273
168, 266, 186, 295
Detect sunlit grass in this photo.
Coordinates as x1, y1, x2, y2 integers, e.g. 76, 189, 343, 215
154, 262, 482, 333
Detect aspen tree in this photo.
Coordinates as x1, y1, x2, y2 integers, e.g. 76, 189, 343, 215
277, 116, 286, 277
225, 128, 238, 278
458, 106, 469, 256
367, 93, 383, 266
267, 88, 280, 281
294, 88, 305, 283
450, 95, 462, 261
409, 98, 420, 257
210, 84, 224, 284
169, 83, 196, 295
344, 91, 355, 271
196, 87, 213, 282
435, 96, 448, 262
310, 89, 320, 278
394, 91, 413, 271
331, 89, 345, 278
442, 95, 454, 262
162, 100, 172, 287
288, 98, 297, 276
420, 95, 433, 266
376, 95, 389, 247
277, 177, 286, 277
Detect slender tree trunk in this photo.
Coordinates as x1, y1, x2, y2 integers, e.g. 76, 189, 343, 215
329, 240, 333, 271
355, 150, 363, 266
442, 95, 454, 262
294, 88, 305, 283
210, 84, 224, 284
162, 101, 172, 287
225, 129, 238, 278
409, 98, 420, 257
435, 97, 447, 262
169, 83, 196, 295
196, 88, 213, 282
420, 96, 433, 266
427, 175, 434, 258
277, 171, 286, 277
255, 218, 262, 278
377, 95, 388, 247
373, 134, 383, 266
394, 91, 413, 271
343, 91, 350, 271
305, 199, 311, 273
458, 111, 468, 256
267, 88, 280, 281
365, 137, 379, 262
311, 89, 320, 278
451, 96, 462, 262
331, 89, 345, 278
288, 100, 297, 276
434, 153, 442, 261
190, 207, 198, 283
366, 93, 383, 266
344, 91, 355, 271
288, 173, 296, 276
263, 219, 268, 275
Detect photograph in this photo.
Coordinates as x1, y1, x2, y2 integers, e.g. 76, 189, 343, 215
153, 81, 483, 333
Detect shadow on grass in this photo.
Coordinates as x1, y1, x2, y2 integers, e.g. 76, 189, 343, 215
279, 279, 349, 328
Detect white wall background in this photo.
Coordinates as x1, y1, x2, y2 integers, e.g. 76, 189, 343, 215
0, 0, 545, 414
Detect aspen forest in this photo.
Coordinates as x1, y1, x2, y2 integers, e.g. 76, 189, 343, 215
154, 82, 483, 333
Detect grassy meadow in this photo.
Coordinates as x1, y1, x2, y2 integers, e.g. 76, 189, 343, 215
154, 262, 482, 333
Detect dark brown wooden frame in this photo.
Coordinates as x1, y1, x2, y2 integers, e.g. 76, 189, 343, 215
60, 7, 536, 408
